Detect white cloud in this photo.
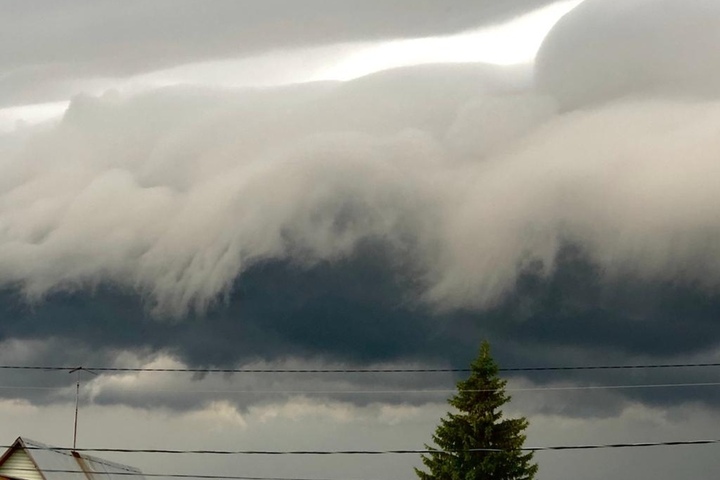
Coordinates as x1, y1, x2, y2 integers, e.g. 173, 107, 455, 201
0, 102, 69, 133
313, 0, 584, 81
536, 0, 720, 107
2, 57, 720, 316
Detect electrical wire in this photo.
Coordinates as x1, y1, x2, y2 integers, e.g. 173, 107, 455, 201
0, 469, 376, 480
13, 440, 720, 455
0, 381, 719, 394
1, 442, 718, 479
0, 362, 719, 373
0, 463, 381, 480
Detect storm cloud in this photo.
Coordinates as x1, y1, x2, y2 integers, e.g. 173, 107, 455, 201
0, 0, 720, 441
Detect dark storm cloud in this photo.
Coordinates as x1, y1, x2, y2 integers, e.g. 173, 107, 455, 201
0, 0, 554, 106
3, 0, 720, 418
0, 240, 460, 368
2, 241, 720, 415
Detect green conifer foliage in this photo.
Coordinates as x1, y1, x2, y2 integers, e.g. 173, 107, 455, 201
416, 341, 538, 480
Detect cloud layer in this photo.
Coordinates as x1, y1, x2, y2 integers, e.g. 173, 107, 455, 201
4, 65, 720, 319
1, 1, 720, 425
536, 0, 720, 108
0, 0, 556, 107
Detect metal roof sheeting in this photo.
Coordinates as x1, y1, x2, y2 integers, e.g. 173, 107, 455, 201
0, 438, 145, 480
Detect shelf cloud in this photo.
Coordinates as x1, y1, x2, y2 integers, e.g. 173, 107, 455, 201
2, 0, 720, 419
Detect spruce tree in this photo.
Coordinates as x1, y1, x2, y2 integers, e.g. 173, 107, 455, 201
416, 341, 537, 480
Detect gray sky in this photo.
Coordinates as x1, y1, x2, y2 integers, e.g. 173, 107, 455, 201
0, 0, 557, 108
1, 0, 554, 74
2, 1, 720, 479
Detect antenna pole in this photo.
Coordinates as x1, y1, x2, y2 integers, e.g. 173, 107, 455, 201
69, 366, 97, 451
70, 367, 81, 451
69, 367, 84, 451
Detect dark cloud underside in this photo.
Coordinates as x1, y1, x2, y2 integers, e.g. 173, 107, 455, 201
2, 241, 720, 412
3, 0, 720, 423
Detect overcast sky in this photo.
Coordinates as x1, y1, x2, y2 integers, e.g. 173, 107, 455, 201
2, 1, 720, 479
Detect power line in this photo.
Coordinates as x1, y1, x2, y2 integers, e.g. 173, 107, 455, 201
499, 362, 720, 372
0, 362, 719, 374
14, 440, 720, 455
0, 468, 377, 480
503, 381, 720, 392
3, 442, 719, 479
0, 381, 720, 394
526, 440, 720, 451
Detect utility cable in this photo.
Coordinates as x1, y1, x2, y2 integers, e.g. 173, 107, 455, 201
0, 468, 377, 480
0, 381, 719, 394
14, 439, 720, 455
4, 442, 720, 479
0, 362, 719, 374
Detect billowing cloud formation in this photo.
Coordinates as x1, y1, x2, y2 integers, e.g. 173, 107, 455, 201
4, 61, 720, 318
2, 0, 720, 422
0, 64, 539, 316
536, 0, 720, 108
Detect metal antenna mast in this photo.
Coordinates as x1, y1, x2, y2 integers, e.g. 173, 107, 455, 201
69, 367, 96, 451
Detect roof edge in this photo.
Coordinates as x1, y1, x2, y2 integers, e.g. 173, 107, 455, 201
0, 437, 48, 480
8, 437, 143, 476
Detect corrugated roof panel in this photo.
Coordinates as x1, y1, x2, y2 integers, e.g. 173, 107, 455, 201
20, 439, 145, 480
74, 453, 144, 480
22, 440, 89, 480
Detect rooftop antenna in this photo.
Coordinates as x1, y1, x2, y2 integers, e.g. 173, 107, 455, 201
69, 367, 97, 451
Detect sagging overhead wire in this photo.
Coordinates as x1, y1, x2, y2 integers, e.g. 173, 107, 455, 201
2, 442, 719, 479
0, 362, 719, 374
0, 381, 720, 394
14, 439, 720, 455
0, 469, 379, 480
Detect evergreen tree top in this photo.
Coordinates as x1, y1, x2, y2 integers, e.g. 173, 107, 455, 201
415, 341, 538, 480
450, 341, 509, 414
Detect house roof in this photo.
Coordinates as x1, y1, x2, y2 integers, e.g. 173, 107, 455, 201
0, 437, 146, 480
